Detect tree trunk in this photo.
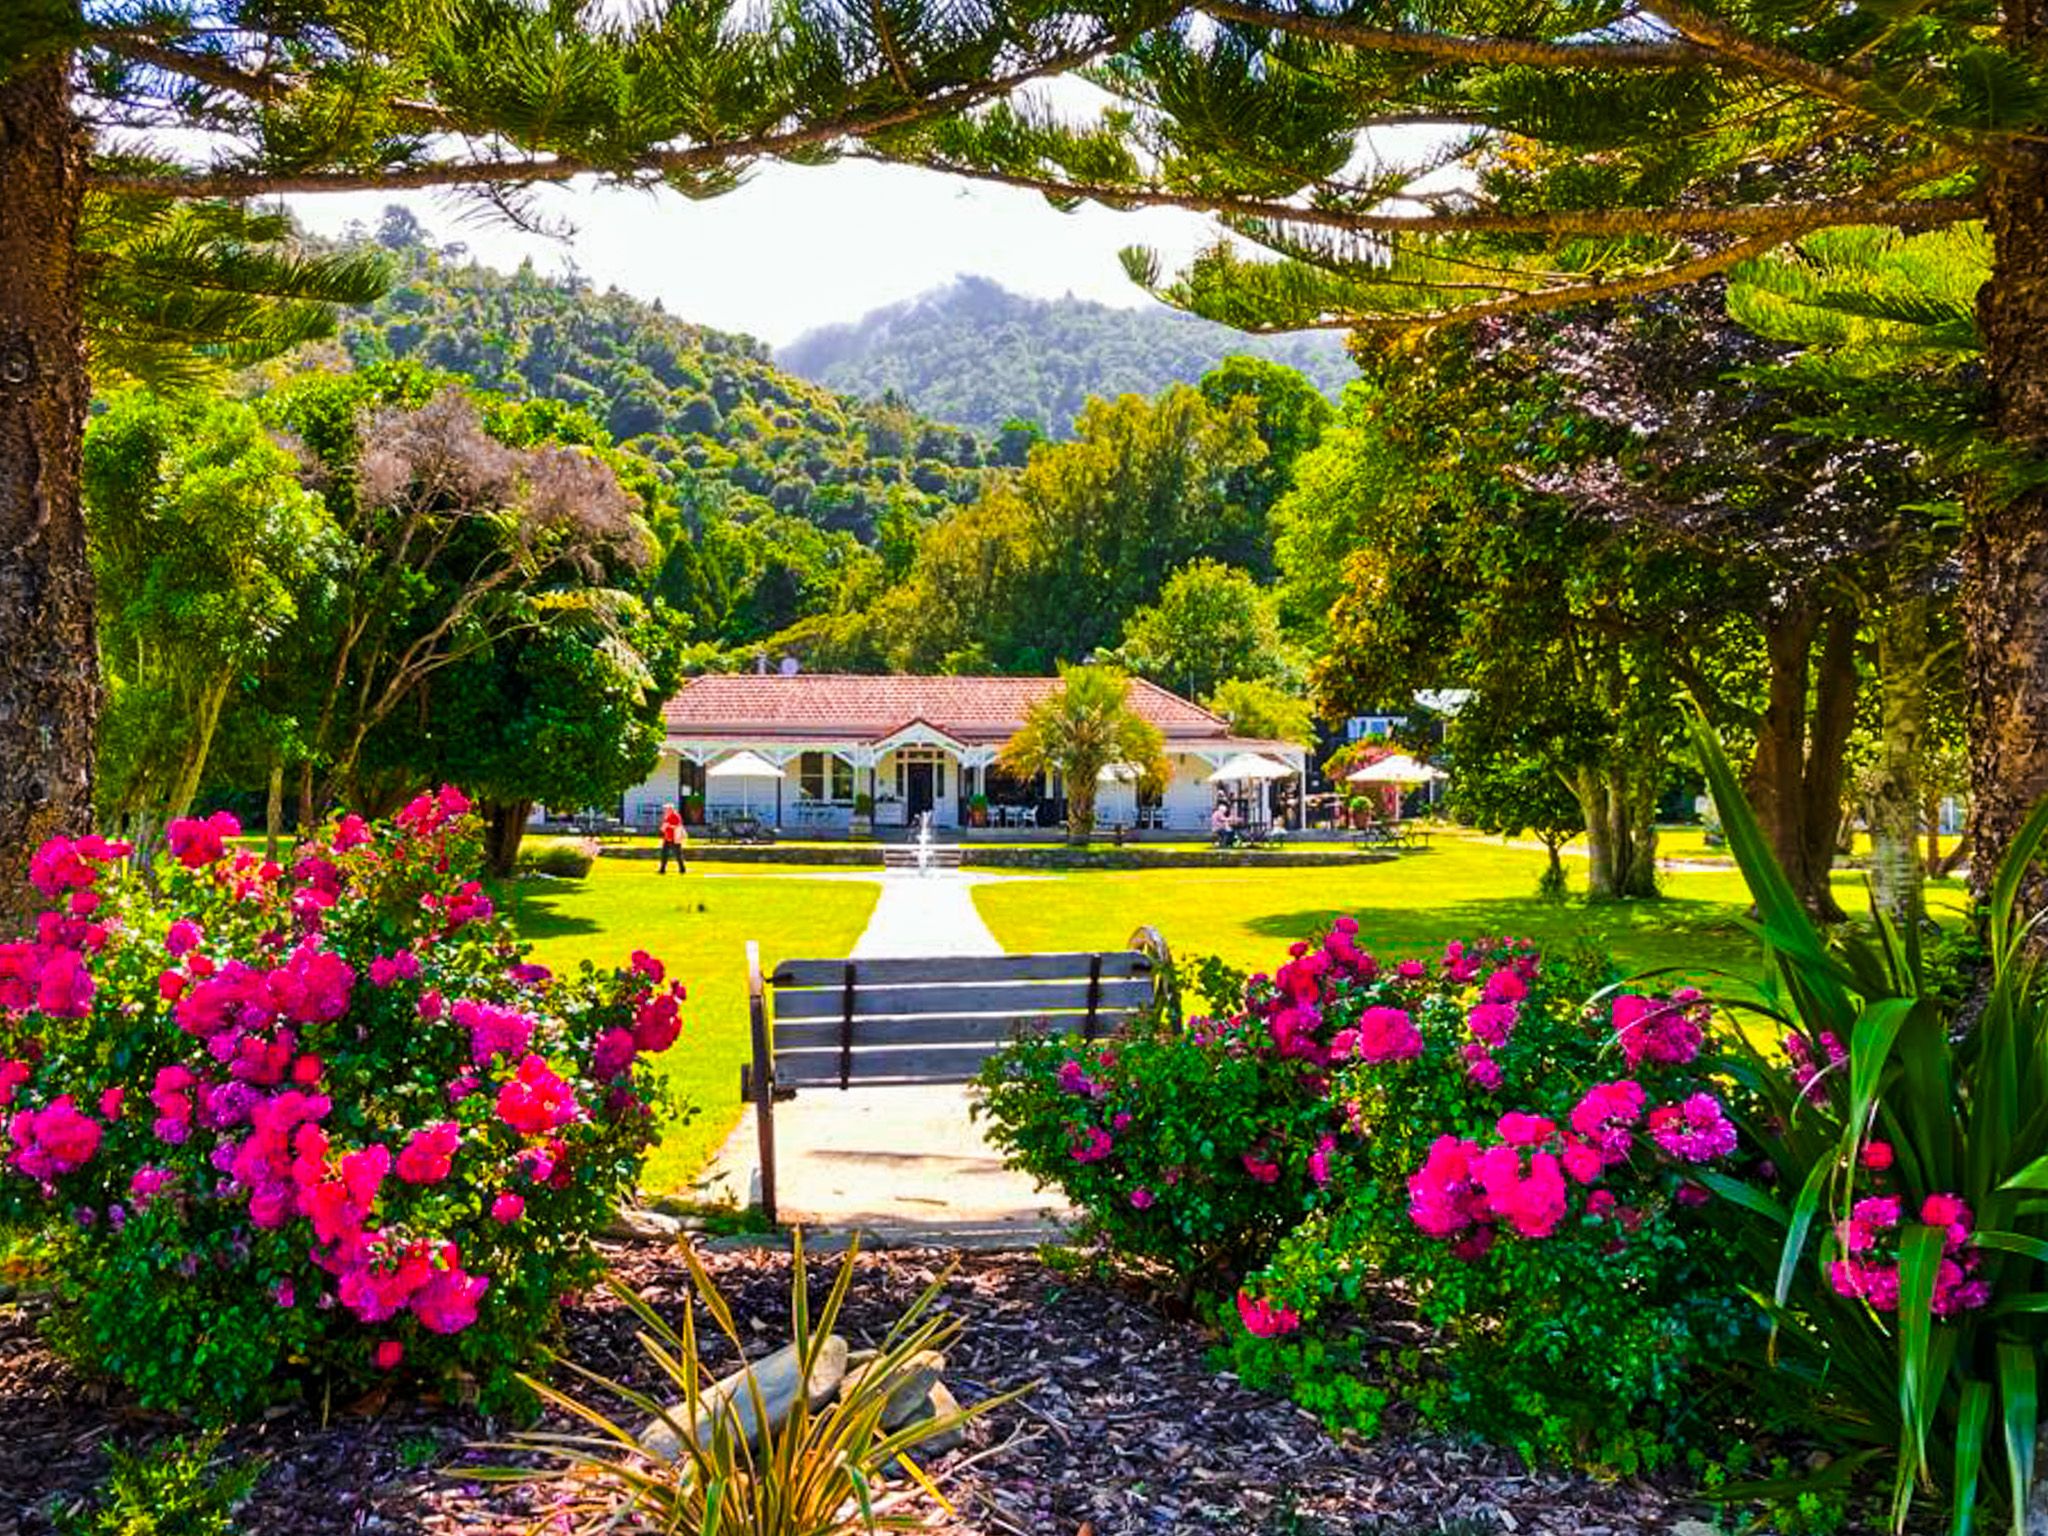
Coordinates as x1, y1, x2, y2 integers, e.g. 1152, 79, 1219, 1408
266, 758, 286, 864
1800, 606, 1859, 921
1971, 118, 2048, 908
1067, 784, 1096, 846
1576, 766, 1618, 900
1617, 768, 1660, 899
164, 674, 231, 824
1747, 602, 1855, 921
1869, 590, 1930, 929
0, 56, 96, 936
483, 799, 532, 877
1749, 604, 1814, 896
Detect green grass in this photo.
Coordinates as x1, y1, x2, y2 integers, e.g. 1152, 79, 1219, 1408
499, 861, 878, 1191
492, 835, 1968, 1188
1651, 824, 1965, 865
970, 833, 1969, 1000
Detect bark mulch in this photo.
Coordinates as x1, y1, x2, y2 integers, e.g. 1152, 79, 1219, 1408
1, 1239, 1711, 1536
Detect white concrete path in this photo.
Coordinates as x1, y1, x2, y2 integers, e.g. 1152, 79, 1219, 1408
696, 870, 1071, 1241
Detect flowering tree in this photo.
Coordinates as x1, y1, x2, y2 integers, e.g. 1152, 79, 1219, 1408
260, 373, 655, 823
0, 787, 686, 1416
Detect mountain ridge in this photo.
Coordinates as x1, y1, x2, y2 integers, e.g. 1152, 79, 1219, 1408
778, 275, 1353, 437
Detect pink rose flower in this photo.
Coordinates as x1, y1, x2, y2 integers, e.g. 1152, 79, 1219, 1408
1236, 1290, 1301, 1337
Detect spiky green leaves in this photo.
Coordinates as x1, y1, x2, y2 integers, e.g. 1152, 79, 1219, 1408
81, 194, 390, 389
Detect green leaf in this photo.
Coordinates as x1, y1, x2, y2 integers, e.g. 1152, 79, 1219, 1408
1953, 1378, 1991, 1536
1972, 1230, 2048, 1265
1778, 1155, 1835, 1309
1895, 1223, 1945, 1496
1997, 1153, 2048, 1193
1999, 1342, 2038, 1528
1693, 1170, 1789, 1225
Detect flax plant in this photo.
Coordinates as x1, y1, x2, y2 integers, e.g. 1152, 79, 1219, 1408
482, 1231, 1027, 1534
1695, 723, 2048, 1535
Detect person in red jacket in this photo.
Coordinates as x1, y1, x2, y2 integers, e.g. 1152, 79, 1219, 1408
658, 804, 686, 874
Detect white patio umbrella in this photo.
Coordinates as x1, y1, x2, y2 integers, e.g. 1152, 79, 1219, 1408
1344, 753, 1447, 786
1097, 761, 1142, 783
705, 750, 784, 816
1205, 752, 1294, 784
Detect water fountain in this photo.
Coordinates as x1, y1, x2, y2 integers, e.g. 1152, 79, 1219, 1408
914, 811, 936, 876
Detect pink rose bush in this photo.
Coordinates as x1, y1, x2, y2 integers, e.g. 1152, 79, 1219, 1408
0, 790, 687, 1418
978, 923, 1760, 1470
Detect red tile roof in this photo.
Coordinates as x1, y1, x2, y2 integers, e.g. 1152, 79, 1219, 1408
661, 674, 1239, 744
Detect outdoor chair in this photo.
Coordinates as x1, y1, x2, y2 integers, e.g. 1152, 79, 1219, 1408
739, 927, 1172, 1221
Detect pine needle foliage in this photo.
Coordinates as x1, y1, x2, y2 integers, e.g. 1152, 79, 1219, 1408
869, 0, 2029, 332
9, 0, 1170, 386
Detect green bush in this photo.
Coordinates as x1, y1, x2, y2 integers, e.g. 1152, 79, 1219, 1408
0, 791, 688, 1419
977, 924, 1765, 1471
1694, 725, 2048, 1533
55, 1431, 260, 1536
518, 839, 599, 878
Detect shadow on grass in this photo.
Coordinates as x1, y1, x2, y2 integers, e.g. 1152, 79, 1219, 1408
495, 881, 602, 942
1243, 893, 1742, 939
1237, 894, 1762, 985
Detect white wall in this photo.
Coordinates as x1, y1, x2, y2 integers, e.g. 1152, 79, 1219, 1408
704, 774, 783, 823
1161, 755, 1215, 831
621, 750, 679, 830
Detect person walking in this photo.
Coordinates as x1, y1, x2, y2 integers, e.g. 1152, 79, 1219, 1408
658, 803, 687, 874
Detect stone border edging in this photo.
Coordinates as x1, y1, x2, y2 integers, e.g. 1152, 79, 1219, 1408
602, 843, 1403, 870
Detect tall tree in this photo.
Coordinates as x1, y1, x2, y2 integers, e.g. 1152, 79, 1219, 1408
82, 389, 337, 847
1281, 319, 1740, 901
1518, 285, 1945, 919
1116, 557, 1290, 701
1727, 226, 1982, 920
1205, 676, 1316, 744
264, 373, 654, 819
882, 385, 1266, 669
894, 2, 2048, 891
1196, 354, 1334, 572
0, 0, 1143, 922
390, 613, 681, 875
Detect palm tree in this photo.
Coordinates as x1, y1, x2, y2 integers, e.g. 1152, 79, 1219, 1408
1001, 666, 1168, 846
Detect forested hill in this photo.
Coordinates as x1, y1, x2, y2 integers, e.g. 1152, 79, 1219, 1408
308, 208, 1025, 651
777, 276, 1354, 437
327, 212, 1002, 550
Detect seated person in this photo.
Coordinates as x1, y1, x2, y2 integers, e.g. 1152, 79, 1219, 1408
1210, 801, 1236, 847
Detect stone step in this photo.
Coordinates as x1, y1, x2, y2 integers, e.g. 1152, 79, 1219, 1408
880, 846, 964, 868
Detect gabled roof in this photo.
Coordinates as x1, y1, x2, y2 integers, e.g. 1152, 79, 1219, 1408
661, 673, 1238, 744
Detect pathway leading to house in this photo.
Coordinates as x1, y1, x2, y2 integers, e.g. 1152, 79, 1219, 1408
695, 870, 1072, 1243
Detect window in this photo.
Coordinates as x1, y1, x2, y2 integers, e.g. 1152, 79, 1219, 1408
798, 752, 854, 802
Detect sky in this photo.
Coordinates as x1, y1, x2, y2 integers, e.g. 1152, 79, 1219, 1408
287, 158, 1225, 350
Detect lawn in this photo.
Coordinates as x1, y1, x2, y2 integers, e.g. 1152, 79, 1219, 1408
499, 837, 1967, 1189
971, 833, 1969, 1005
498, 860, 879, 1192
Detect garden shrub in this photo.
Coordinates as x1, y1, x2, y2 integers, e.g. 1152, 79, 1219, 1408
518, 840, 599, 879
0, 789, 687, 1419
53, 1430, 261, 1536
978, 921, 1764, 1470
1687, 726, 2048, 1532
